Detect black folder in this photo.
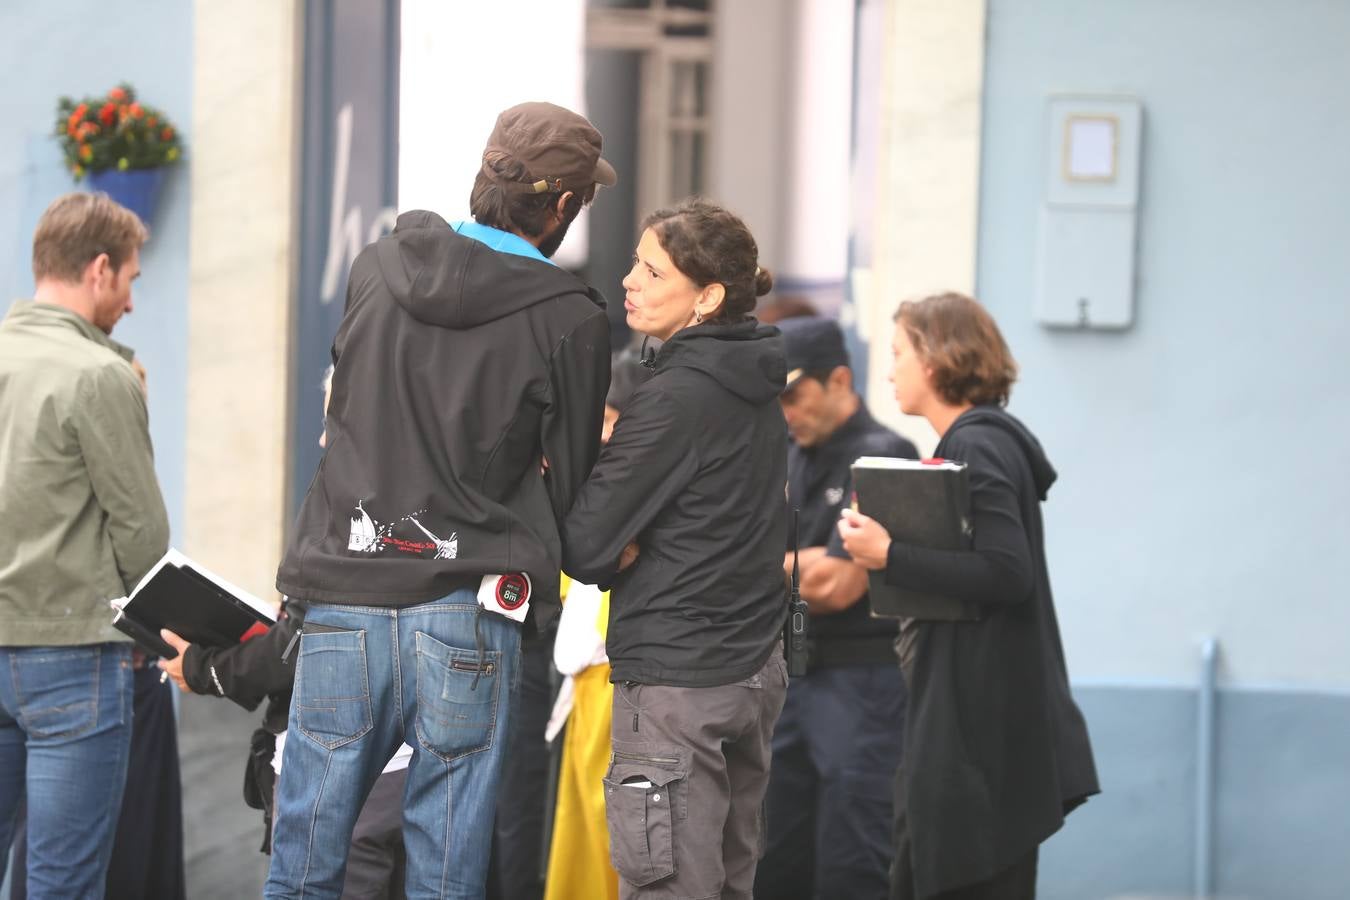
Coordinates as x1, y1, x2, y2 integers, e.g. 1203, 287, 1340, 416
111, 550, 276, 658
851, 457, 981, 621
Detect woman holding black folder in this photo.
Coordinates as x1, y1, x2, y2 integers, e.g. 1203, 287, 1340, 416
837, 293, 1099, 900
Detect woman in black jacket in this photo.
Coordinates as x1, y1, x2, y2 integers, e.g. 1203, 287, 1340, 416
838, 293, 1099, 900
562, 199, 788, 900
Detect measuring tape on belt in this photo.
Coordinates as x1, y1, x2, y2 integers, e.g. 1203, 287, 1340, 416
476, 573, 532, 622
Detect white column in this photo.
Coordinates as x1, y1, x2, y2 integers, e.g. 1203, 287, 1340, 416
185, 0, 301, 601
859, 0, 987, 455
781, 0, 855, 291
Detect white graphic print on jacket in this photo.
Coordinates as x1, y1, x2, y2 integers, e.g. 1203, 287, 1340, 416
348, 501, 457, 559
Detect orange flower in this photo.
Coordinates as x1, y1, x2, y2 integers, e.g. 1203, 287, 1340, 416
146, 115, 158, 128
79, 144, 93, 162
108, 86, 128, 102
98, 103, 116, 126
161, 126, 174, 141
73, 103, 88, 120
129, 102, 144, 119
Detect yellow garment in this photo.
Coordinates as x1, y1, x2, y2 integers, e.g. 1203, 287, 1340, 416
545, 591, 618, 900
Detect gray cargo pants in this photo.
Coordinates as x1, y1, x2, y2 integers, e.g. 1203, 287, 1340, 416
605, 648, 788, 900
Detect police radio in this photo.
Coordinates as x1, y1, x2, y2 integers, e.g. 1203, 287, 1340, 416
785, 508, 810, 677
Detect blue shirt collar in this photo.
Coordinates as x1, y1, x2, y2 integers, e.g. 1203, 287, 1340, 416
451, 220, 556, 267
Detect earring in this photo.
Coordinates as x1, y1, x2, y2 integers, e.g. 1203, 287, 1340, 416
695, 311, 704, 324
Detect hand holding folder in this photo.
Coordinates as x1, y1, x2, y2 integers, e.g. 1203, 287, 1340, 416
836, 507, 892, 570
110, 549, 276, 658
848, 457, 980, 621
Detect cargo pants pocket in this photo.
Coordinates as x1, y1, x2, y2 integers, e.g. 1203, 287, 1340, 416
604, 745, 686, 887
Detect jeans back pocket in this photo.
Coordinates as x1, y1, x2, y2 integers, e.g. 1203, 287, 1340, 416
603, 747, 687, 887
414, 630, 501, 761
295, 627, 373, 750
11, 646, 108, 740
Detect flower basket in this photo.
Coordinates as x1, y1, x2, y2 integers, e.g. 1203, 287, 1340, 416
85, 168, 167, 225
55, 83, 182, 224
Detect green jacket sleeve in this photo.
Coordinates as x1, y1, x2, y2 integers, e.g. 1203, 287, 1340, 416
74, 361, 170, 594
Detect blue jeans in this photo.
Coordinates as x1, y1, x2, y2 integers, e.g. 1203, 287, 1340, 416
265, 593, 521, 900
0, 642, 134, 899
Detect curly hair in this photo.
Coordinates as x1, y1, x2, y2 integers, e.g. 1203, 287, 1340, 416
641, 198, 773, 324
894, 292, 1018, 407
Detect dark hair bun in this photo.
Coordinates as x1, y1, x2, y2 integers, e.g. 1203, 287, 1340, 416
640, 198, 765, 324
754, 266, 773, 297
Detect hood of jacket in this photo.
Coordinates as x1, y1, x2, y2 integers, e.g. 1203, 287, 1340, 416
372, 210, 602, 328
949, 405, 1058, 500
651, 319, 785, 404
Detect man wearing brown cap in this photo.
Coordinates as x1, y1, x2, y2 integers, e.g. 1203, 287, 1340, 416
266, 102, 615, 900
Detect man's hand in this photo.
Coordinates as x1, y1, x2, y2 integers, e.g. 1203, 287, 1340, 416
799, 556, 870, 614
837, 508, 891, 571
618, 541, 640, 572
783, 546, 828, 580
156, 629, 193, 693
130, 357, 148, 396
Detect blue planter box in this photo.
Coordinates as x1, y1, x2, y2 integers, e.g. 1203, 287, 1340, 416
86, 168, 167, 225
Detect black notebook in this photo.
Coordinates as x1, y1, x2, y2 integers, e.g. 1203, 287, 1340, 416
850, 457, 981, 621
110, 549, 276, 658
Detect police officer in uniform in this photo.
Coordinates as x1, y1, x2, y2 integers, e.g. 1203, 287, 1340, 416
755, 317, 917, 900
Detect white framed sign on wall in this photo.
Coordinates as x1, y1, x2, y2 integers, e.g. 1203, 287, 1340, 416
1035, 95, 1143, 329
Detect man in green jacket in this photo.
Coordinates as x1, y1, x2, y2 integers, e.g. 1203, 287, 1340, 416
0, 192, 169, 896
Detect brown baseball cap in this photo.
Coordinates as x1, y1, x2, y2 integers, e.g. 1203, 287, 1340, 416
482, 101, 618, 196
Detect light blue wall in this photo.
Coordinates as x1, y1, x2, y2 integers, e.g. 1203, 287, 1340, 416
979, 1, 1350, 896
0, 1, 194, 543
977, 0, 1350, 688
1041, 687, 1350, 899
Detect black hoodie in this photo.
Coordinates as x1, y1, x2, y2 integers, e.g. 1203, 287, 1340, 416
562, 320, 788, 687
883, 405, 1099, 897
276, 211, 610, 626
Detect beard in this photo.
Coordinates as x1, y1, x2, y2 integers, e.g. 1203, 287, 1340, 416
536, 204, 581, 259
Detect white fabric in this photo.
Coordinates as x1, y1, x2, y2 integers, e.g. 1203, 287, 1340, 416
545, 581, 610, 744
272, 730, 413, 776
552, 581, 608, 675
544, 675, 575, 744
